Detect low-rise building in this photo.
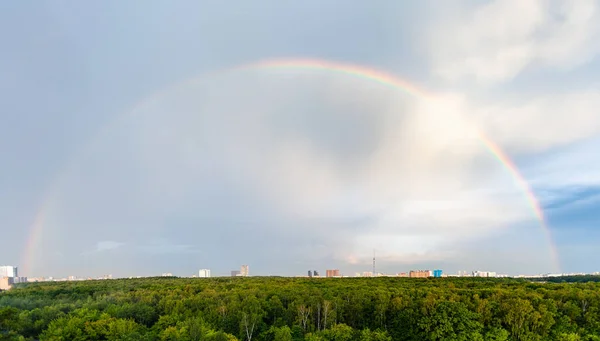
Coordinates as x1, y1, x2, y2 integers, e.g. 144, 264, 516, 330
409, 270, 430, 278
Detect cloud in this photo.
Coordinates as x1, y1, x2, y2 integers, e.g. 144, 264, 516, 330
40, 68, 557, 275
79, 240, 124, 256
136, 240, 201, 255
96, 240, 124, 251
420, 1, 600, 250
525, 137, 600, 189
471, 90, 600, 154
427, 0, 600, 84
27, 2, 600, 277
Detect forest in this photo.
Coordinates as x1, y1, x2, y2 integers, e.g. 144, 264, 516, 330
1, 276, 600, 340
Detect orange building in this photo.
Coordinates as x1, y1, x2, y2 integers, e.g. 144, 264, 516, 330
409, 270, 431, 278
326, 269, 340, 277
0, 277, 14, 290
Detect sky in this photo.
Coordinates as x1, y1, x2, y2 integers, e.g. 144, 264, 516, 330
1, 0, 599, 278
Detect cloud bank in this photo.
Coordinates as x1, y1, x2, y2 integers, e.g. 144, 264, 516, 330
25, 0, 600, 277
36, 68, 556, 277
428, 0, 600, 84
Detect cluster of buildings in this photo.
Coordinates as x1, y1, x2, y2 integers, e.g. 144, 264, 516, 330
301, 269, 445, 278
189, 265, 248, 278
5, 262, 600, 285
230, 265, 249, 277
198, 269, 211, 278
0, 265, 27, 290
26, 274, 113, 282
448, 270, 507, 278
326, 269, 340, 277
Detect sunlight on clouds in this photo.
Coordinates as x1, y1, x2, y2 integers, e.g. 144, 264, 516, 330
46, 68, 546, 270
423, 0, 600, 201
428, 0, 600, 83
473, 90, 600, 154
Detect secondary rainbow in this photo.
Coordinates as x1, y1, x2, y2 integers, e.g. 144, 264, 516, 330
21, 58, 561, 275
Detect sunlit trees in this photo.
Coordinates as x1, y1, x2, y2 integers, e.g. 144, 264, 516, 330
359, 328, 392, 341
2, 275, 600, 340
417, 301, 484, 341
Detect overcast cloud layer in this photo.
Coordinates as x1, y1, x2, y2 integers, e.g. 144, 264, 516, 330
1, 0, 599, 278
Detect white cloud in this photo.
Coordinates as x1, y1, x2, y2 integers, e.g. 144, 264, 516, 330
419, 1, 600, 243
428, 0, 600, 83
469, 89, 600, 153
96, 240, 123, 251
47, 68, 553, 272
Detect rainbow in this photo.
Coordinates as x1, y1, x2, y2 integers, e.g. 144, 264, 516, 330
21, 58, 561, 275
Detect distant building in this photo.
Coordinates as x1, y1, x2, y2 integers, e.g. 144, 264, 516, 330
409, 270, 430, 278
161, 273, 173, 277
313, 270, 319, 277
13, 277, 27, 284
0, 277, 14, 290
326, 269, 340, 278
308, 270, 313, 277
231, 270, 241, 277
0, 266, 18, 278
473, 271, 496, 278
198, 269, 211, 278
362, 271, 373, 277
433, 270, 443, 278
240, 265, 249, 277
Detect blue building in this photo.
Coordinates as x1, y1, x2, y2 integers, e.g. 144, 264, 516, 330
433, 269, 443, 278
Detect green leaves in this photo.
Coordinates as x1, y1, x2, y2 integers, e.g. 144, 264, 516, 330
417, 301, 483, 341
359, 328, 392, 341
305, 323, 354, 341
2, 276, 600, 340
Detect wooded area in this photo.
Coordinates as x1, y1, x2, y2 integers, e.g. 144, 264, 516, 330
1, 276, 600, 340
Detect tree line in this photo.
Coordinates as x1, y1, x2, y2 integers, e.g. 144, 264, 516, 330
1, 276, 600, 340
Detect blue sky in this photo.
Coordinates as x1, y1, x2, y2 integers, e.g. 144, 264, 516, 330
1, 0, 599, 278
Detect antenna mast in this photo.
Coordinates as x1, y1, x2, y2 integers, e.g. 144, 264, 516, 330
372, 249, 376, 277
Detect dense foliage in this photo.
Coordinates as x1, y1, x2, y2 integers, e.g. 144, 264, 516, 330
1, 276, 600, 340
528, 276, 600, 284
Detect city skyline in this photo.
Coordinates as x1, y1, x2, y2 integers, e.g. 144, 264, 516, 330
4, 261, 599, 281
1, 1, 600, 277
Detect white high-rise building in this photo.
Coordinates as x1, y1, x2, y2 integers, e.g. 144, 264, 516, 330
198, 269, 211, 278
0, 266, 18, 278
240, 265, 249, 277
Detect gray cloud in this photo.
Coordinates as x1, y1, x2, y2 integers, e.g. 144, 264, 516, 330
7, 1, 599, 278
31, 68, 556, 277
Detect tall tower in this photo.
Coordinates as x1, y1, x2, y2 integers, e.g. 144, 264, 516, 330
372, 250, 376, 277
